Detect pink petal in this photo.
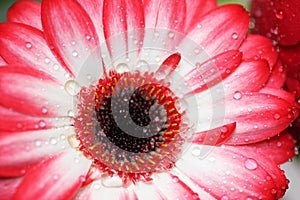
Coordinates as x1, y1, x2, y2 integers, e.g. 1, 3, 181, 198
13, 149, 91, 200
224, 92, 298, 144
41, 0, 101, 76
0, 177, 23, 200
193, 123, 236, 146
225, 145, 289, 199
177, 144, 288, 199
265, 60, 286, 88
103, 0, 145, 60
239, 34, 278, 68
7, 1, 42, 30
260, 87, 295, 105
0, 23, 70, 83
0, 66, 73, 117
77, 0, 105, 43
238, 131, 295, 164
184, 0, 217, 33
0, 127, 72, 176
0, 105, 71, 132
143, 0, 186, 31
184, 50, 242, 96
186, 5, 249, 56
222, 59, 270, 94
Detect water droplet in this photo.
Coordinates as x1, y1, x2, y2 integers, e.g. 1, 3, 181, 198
221, 195, 229, 200
244, 158, 258, 170
50, 137, 58, 145
273, 113, 281, 120
101, 175, 124, 188
116, 63, 129, 73
44, 57, 50, 64
275, 10, 284, 19
194, 48, 200, 54
136, 60, 150, 72
233, 91, 242, 100
53, 64, 60, 71
209, 156, 216, 162
231, 32, 238, 40
72, 50, 78, 57
168, 32, 175, 39
25, 42, 32, 49
191, 147, 201, 157
196, 24, 202, 29
35, 140, 42, 147
53, 174, 60, 181
172, 176, 179, 183
41, 107, 48, 114
71, 41, 76, 46
155, 56, 161, 63
271, 188, 277, 194
64, 80, 81, 96
38, 120, 46, 128
86, 35, 91, 40
67, 109, 75, 117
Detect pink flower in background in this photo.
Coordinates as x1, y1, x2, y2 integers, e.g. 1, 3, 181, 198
251, 0, 300, 145
0, 0, 297, 199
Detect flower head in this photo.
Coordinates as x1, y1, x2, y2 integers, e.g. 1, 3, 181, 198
0, 0, 297, 199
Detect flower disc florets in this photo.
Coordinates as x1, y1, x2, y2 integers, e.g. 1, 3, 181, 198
75, 70, 186, 182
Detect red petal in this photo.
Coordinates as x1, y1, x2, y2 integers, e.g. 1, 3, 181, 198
144, 0, 186, 31
252, 0, 300, 46
239, 34, 278, 68
0, 105, 71, 132
224, 92, 298, 144
286, 77, 300, 99
184, 50, 242, 96
0, 127, 72, 176
184, 0, 217, 33
186, 5, 249, 56
0, 23, 70, 83
280, 42, 300, 77
42, 0, 101, 76
103, 0, 145, 60
177, 144, 288, 199
7, 1, 42, 30
13, 150, 91, 200
0, 66, 72, 117
155, 53, 181, 80
265, 60, 286, 88
193, 123, 236, 146
222, 59, 270, 94
0, 177, 23, 200
240, 132, 295, 164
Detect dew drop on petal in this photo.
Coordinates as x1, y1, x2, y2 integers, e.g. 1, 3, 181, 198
221, 195, 229, 200
86, 35, 91, 40
67, 109, 75, 117
271, 188, 277, 195
209, 156, 216, 162
191, 147, 201, 157
38, 120, 46, 128
72, 50, 78, 57
53, 64, 60, 71
244, 158, 258, 170
273, 113, 281, 120
25, 42, 32, 49
44, 57, 51, 64
135, 60, 150, 72
35, 140, 42, 147
116, 63, 129, 73
168, 31, 175, 39
233, 91, 242, 100
64, 80, 81, 96
101, 175, 124, 188
53, 174, 60, 181
41, 107, 48, 114
50, 137, 58, 145
231, 32, 238, 40
275, 10, 284, 19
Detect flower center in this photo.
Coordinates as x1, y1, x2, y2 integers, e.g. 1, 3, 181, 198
75, 70, 186, 183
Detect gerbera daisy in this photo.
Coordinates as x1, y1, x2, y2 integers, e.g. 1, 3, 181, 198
0, 0, 297, 199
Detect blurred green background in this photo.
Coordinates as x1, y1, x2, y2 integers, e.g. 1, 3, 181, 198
0, 0, 249, 22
